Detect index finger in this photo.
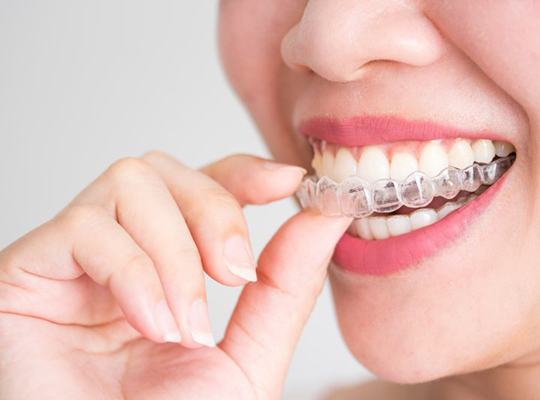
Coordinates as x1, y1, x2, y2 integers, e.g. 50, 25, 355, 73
200, 154, 307, 206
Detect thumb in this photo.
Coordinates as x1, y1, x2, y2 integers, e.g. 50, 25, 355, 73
220, 210, 352, 399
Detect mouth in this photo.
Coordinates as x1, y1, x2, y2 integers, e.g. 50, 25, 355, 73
297, 116, 516, 275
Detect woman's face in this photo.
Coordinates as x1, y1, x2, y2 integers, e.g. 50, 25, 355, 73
218, 0, 540, 383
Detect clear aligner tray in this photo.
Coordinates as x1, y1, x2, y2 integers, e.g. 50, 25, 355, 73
296, 155, 515, 218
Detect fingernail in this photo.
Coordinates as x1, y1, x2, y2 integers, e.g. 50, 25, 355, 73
155, 300, 182, 343
263, 161, 307, 175
224, 234, 257, 282
189, 299, 216, 347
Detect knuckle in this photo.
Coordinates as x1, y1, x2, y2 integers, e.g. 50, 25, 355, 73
122, 252, 154, 274
105, 157, 154, 183
141, 150, 170, 162
219, 153, 251, 164
182, 186, 243, 225
109, 252, 154, 287
216, 153, 238, 166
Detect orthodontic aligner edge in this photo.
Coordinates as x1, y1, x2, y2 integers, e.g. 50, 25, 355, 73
296, 154, 515, 218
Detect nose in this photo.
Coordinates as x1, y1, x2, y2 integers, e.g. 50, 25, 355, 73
281, 0, 444, 82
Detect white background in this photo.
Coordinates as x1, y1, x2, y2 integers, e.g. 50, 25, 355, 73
0, 1, 372, 398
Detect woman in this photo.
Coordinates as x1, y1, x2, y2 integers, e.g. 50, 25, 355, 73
0, 1, 537, 398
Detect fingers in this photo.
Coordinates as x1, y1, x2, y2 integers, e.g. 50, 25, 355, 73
143, 152, 305, 287
3, 151, 310, 353
92, 158, 212, 348
1, 206, 180, 344
221, 211, 352, 399
143, 152, 256, 285
64, 207, 181, 344
200, 154, 306, 206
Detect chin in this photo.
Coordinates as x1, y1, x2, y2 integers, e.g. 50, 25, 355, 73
328, 245, 539, 384
329, 268, 460, 384
329, 264, 484, 384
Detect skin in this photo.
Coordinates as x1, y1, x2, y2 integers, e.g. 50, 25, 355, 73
1, 1, 540, 399
218, 0, 540, 398
0, 153, 351, 399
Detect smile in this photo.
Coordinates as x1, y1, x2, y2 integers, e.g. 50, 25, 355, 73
297, 116, 516, 275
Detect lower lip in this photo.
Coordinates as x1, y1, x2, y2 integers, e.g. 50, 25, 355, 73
332, 174, 508, 276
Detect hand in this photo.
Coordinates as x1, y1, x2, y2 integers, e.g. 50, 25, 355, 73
0, 152, 350, 400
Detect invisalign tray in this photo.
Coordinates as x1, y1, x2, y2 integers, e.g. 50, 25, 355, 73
296, 154, 515, 218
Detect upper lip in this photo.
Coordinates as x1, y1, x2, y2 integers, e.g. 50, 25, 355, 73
298, 115, 508, 147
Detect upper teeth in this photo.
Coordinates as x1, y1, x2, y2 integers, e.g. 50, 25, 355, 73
312, 138, 514, 183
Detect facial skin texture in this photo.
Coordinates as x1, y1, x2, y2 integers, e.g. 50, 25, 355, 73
219, 0, 540, 398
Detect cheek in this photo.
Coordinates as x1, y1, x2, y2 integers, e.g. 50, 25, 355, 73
426, 1, 540, 119
218, 0, 310, 165
218, 1, 266, 103
426, 2, 540, 195
218, 0, 300, 104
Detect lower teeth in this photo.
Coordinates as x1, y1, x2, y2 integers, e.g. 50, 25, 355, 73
296, 154, 514, 219
346, 192, 477, 240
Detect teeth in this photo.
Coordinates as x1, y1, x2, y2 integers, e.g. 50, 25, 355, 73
410, 208, 438, 230
387, 215, 412, 237
346, 194, 477, 240
390, 152, 418, 181
333, 148, 357, 182
436, 201, 462, 219
472, 139, 496, 163
368, 217, 390, 240
311, 150, 322, 176
448, 139, 474, 169
321, 148, 335, 179
494, 141, 515, 157
354, 218, 374, 240
419, 141, 448, 177
308, 137, 514, 227
303, 137, 514, 239
313, 138, 514, 182
357, 146, 390, 183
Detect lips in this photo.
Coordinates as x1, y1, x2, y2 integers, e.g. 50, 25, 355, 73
298, 116, 516, 275
334, 175, 506, 275
299, 115, 509, 147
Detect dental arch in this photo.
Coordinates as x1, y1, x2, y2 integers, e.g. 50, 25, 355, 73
296, 138, 515, 239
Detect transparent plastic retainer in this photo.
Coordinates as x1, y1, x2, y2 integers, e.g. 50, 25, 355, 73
296, 155, 515, 218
